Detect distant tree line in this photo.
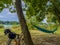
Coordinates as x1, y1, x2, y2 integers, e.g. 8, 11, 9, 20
0, 20, 19, 25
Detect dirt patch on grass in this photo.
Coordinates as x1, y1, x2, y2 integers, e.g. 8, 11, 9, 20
31, 30, 60, 45
0, 30, 60, 45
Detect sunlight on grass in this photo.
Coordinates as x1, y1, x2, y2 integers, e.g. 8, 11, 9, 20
0, 26, 60, 45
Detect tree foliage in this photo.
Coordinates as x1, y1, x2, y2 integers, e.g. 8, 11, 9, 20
0, 0, 16, 12
0, 0, 60, 24
23, 0, 60, 24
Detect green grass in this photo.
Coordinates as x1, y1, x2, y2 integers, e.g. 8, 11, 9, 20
0, 26, 60, 45
0, 29, 4, 32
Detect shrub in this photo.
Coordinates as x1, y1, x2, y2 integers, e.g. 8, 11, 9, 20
0, 24, 4, 28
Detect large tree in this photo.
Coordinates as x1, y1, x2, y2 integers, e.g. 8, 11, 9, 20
15, 0, 34, 45
0, 0, 60, 45
0, 0, 34, 45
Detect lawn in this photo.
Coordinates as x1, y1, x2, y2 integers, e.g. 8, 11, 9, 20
0, 27, 60, 45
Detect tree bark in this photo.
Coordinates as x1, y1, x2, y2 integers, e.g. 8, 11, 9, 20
15, 0, 34, 45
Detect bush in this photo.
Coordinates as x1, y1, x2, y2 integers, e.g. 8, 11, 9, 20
0, 24, 4, 28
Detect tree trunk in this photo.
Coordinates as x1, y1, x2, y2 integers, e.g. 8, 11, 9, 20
15, 0, 34, 45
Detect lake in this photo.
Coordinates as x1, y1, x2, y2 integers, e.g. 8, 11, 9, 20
4, 25, 12, 29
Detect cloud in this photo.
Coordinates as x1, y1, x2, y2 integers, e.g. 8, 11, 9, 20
0, 1, 25, 22
0, 16, 4, 18
0, 8, 18, 22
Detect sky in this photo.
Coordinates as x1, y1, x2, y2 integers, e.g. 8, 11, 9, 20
0, 1, 47, 23
0, 8, 19, 22
0, 1, 25, 22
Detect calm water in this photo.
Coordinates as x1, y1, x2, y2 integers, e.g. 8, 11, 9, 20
4, 25, 12, 29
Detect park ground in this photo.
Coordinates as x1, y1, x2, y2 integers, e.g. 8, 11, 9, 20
0, 26, 60, 45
